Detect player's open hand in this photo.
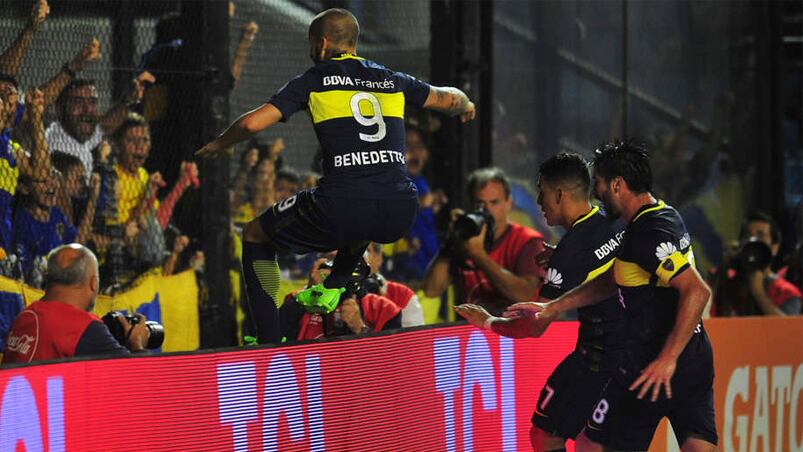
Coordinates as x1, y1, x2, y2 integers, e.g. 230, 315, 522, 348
629, 354, 677, 402
454, 304, 491, 329
460, 101, 476, 123
504, 302, 556, 337
195, 142, 232, 159
503, 302, 546, 318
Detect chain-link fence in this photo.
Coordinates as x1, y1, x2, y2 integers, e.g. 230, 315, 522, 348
0, 0, 434, 346
0, 1, 207, 292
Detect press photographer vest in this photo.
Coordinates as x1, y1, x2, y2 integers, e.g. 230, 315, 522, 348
3, 300, 99, 364
460, 222, 542, 310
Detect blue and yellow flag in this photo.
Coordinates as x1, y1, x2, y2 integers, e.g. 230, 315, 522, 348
0, 269, 200, 353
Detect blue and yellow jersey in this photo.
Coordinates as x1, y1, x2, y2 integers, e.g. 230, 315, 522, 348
540, 207, 626, 365
12, 206, 76, 277
268, 54, 430, 200
613, 200, 705, 366
0, 137, 21, 253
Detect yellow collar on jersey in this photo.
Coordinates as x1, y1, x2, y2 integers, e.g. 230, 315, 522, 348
633, 199, 666, 222
572, 205, 599, 228
331, 53, 365, 61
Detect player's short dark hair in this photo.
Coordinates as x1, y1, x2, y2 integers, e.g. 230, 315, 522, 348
467, 167, 511, 200
740, 211, 781, 245
538, 152, 591, 197
309, 8, 360, 49
0, 72, 19, 89
592, 139, 652, 194
112, 113, 149, 143
56, 79, 97, 108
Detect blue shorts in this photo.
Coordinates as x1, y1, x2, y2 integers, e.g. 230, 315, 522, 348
257, 188, 419, 253
531, 351, 614, 439
583, 334, 717, 450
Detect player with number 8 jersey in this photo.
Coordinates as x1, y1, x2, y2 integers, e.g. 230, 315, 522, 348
196, 8, 475, 344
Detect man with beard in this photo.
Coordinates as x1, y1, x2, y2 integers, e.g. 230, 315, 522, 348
502, 141, 717, 452
456, 153, 625, 451
45, 72, 153, 180
2, 244, 149, 364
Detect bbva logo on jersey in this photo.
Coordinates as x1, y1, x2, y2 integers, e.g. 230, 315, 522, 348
655, 242, 677, 261
546, 268, 563, 287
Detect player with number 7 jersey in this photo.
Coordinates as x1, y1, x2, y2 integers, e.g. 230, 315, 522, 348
196, 8, 475, 344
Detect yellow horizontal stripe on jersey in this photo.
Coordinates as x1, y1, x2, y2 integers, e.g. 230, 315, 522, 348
614, 259, 655, 287
0, 157, 19, 195
655, 249, 695, 286
583, 258, 615, 284
308, 90, 405, 124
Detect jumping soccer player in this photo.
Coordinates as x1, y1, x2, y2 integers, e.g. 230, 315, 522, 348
196, 8, 475, 344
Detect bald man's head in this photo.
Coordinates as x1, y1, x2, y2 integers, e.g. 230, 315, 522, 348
308, 8, 359, 62
46, 243, 98, 288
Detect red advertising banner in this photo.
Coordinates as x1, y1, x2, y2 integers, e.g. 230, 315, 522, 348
3, 317, 801, 451
0, 323, 578, 452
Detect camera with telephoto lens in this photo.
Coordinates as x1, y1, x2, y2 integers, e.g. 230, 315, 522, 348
102, 311, 165, 349
445, 208, 495, 255
735, 237, 773, 272
363, 272, 386, 295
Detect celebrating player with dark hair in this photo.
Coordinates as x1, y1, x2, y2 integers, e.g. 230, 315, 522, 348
196, 8, 475, 344
456, 152, 626, 451
505, 141, 716, 451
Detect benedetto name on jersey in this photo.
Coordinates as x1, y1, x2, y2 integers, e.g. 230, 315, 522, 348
333, 150, 406, 168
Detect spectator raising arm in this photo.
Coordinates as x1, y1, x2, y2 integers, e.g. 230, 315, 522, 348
231, 22, 259, 89
0, 0, 49, 77
40, 37, 100, 107
16, 87, 49, 180
101, 71, 155, 135
156, 161, 199, 229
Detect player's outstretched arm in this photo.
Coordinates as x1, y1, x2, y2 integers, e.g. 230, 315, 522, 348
196, 103, 283, 159
455, 304, 549, 339
423, 86, 476, 123
508, 266, 618, 328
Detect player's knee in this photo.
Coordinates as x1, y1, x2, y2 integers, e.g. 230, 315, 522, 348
243, 219, 269, 243
529, 424, 565, 452
574, 431, 604, 452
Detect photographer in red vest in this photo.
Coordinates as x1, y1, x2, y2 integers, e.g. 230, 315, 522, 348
3, 243, 149, 365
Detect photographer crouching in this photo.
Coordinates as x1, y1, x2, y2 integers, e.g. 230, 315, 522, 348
279, 256, 402, 341
3, 244, 157, 364
712, 212, 801, 316
422, 167, 545, 315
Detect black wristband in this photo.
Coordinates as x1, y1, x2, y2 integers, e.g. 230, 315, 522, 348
62, 63, 76, 78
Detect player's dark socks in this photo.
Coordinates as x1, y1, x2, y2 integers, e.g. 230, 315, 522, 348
323, 241, 369, 289
242, 241, 281, 344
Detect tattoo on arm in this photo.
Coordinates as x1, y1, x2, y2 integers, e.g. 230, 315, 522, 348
436, 87, 469, 116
